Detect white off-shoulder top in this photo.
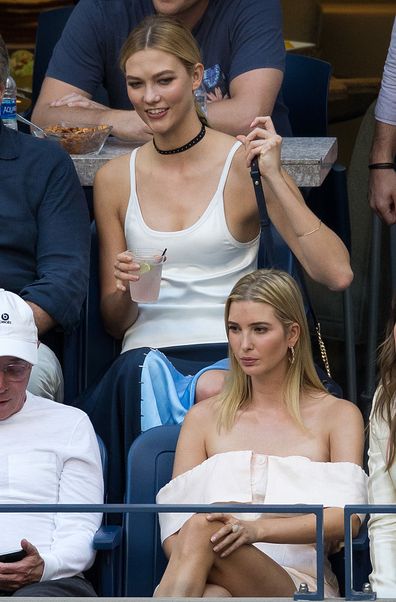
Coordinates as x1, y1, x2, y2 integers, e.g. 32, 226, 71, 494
157, 451, 368, 594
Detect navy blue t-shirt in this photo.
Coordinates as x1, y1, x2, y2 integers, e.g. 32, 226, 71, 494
47, 0, 291, 135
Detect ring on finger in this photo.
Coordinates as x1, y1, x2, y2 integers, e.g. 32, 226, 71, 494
232, 523, 240, 533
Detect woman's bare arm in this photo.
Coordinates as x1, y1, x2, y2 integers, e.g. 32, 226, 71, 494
234, 117, 353, 291
207, 506, 360, 559
172, 401, 214, 478
94, 158, 139, 339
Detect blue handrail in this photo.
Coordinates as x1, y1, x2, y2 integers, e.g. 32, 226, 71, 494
0, 502, 324, 601
344, 504, 396, 601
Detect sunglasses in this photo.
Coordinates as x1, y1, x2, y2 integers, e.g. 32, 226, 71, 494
0, 362, 30, 382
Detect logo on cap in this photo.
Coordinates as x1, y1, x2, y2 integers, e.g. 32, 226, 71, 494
1, 313, 10, 322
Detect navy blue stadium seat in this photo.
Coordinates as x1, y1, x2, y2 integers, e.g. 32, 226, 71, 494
91, 434, 123, 596
283, 53, 331, 138
124, 425, 180, 596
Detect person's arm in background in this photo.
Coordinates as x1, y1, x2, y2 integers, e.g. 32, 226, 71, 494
202, 0, 288, 136
20, 144, 90, 334
32, 78, 152, 143
206, 68, 283, 137
25, 301, 56, 337
368, 17, 396, 225
31, 0, 151, 142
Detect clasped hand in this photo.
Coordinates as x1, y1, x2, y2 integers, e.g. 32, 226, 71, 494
206, 512, 260, 558
237, 116, 282, 178
0, 539, 44, 591
369, 169, 396, 225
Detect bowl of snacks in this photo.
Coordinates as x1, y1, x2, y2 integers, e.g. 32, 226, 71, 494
42, 123, 112, 155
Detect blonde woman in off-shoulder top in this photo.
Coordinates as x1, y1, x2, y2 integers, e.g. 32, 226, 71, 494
155, 269, 367, 598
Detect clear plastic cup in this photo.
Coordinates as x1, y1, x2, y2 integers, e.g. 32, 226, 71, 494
128, 249, 165, 303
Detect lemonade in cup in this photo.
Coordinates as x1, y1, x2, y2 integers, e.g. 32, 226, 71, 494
128, 248, 165, 303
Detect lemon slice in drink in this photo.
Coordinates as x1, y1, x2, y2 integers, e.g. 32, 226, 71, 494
139, 262, 151, 274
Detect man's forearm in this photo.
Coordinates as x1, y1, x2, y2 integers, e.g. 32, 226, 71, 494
33, 103, 151, 142
206, 96, 255, 136
206, 69, 282, 136
370, 120, 396, 162
33, 102, 106, 129
26, 302, 57, 336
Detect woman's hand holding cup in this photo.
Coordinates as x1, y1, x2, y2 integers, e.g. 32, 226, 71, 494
114, 251, 141, 293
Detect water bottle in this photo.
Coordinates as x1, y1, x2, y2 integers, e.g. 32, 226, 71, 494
194, 84, 207, 118
0, 75, 17, 130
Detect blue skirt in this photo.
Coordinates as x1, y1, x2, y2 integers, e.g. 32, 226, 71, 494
72, 343, 228, 503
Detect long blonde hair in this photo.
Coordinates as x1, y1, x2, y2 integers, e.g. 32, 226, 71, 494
373, 295, 396, 470
119, 15, 207, 125
217, 269, 327, 430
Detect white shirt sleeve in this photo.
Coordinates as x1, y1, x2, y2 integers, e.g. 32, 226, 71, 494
375, 17, 396, 125
39, 414, 104, 581
368, 395, 396, 596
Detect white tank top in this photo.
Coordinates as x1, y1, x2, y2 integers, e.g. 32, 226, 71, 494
122, 141, 259, 352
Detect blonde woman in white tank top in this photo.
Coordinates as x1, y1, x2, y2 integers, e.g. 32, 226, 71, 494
76, 16, 355, 504
94, 16, 352, 366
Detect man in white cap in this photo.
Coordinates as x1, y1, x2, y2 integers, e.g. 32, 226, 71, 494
0, 289, 103, 597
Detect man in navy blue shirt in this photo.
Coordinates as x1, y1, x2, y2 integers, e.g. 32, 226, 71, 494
0, 36, 90, 401
32, 0, 291, 139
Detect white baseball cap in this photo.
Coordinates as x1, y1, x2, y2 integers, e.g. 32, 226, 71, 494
0, 289, 38, 365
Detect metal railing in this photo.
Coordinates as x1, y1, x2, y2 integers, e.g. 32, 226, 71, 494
3, 502, 389, 600
344, 504, 396, 601
0, 503, 324, 600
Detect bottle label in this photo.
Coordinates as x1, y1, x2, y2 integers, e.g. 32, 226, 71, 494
0, 98, 17, 120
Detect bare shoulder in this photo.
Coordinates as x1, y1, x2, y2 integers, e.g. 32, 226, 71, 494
173, 399, 220, 477
206, 127, 236, 147
318, 394, 364, 464
93, 152, 131, 214
309, 392, 363, 430
321, 394, 363, 427
203, 127, 240, 156
94, 152, 131, 187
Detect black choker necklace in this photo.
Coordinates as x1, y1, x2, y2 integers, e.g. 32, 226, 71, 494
153, 123, 206, 155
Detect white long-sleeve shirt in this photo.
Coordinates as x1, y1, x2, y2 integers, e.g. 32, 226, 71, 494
368, 389, 396, 596
375, 17, 396, 125
0, 392, 103, 581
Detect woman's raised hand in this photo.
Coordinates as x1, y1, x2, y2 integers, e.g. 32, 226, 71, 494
113, 251, 140, 292
206, 512, 260, 558
237, 116, 282, 178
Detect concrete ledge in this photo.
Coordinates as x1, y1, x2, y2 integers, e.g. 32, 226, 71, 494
71, 137, 338, 189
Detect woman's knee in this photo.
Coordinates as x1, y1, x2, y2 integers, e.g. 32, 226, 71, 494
175, 514, 218, 555
195, 370, 227, 402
